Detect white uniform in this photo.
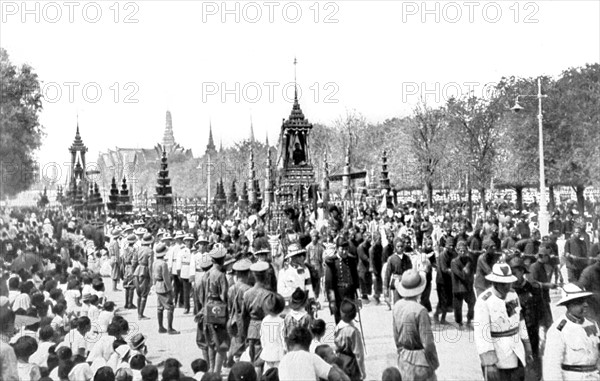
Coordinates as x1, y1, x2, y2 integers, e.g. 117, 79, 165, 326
179, 247, 192, 280
474, 287, 529, 369
277, 265, 314, 301
543, 313, 600, 381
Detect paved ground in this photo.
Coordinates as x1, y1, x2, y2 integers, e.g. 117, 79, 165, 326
103, 276, 565, 381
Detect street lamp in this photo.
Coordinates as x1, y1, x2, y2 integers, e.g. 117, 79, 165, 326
511, 77, 549, 236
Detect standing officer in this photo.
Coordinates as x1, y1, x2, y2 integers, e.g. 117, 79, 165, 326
192, 234, 210, 315
474, 263, 533, 381
325, 237, 359, 324
180, 234, 194, 314
383, 236, 413, 307
108, 228, 122, 292
171, 231, 185, 307
122, 234, 138, 309
227, 258, 252, 365
152, 243, 179, 335
543, 283, 599, 381
133, 233, 154, 320
198, 245, 229, 374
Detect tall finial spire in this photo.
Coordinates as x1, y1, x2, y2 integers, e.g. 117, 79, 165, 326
293, 57, 298, 101
249, 115, 255, 142
265, 131, 269, 147
206, 119, 216, 156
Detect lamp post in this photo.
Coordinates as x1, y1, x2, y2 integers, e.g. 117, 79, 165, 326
511, 78, 549, 236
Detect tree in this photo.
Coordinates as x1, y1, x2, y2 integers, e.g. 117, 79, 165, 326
447, 95, 504, 212
408, 102, 450, 208
0, 48, 44, 198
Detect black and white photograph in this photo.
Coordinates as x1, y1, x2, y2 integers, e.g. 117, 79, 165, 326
1, 1, 599, 380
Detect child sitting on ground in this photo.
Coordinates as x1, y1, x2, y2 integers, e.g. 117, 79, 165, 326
191, 358, 208, 381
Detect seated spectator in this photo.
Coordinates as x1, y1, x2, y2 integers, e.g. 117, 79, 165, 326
191, 358, 208, 381
14, 335, 42, 381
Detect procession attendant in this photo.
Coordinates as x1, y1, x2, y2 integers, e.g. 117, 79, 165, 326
227, 258, 253, 364
434, 236, 456, 325
133, 233, 154, 320
305, 229, 325, 300
197, 245, 229, 374
450, 240, 475, 328
253, 245, 278, 292
383, 236, 412, 307
474, 239, 500, 296
368, 231, 385, 305
564, 226, 590, 282
241, 261, 274, 377
579, 253, 600, 325
122, 234, 138, 310
108, 228, 122, 292
509, 257, 548, 381
356, 232, 373, 304
543, 283, 599, 381
325, 238, 360, 324
151, 243, 179, 335
418, 235, 435, 312
278, 243, 315, 307
180, 234, 195, 314
474, 263, 533, 381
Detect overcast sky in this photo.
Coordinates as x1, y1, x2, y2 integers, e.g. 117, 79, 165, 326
2, 0, 599, 169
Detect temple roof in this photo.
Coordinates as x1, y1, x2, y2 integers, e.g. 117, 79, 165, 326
281, 87, 312, 131
69, 124, 88, 153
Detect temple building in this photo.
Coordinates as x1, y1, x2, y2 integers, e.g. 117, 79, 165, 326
97, 111, 193, 199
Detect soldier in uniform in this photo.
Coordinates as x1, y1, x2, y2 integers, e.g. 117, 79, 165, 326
227, 258, 252, 365
180, 234, 195, 314
543, 283, 599, 381
325, 237, 360, 324
108, 228, 122, 292
171, 231, 185, 307
151, 243, 180, 335
253, 245, 278, 292
133, 233, 154, 320
194, 252, 213, 364
474, 263, 533, 381
241, 261, 273, 377
192, 234, 210, 315
122, 234, 138, 309
197, 245, 229, 374
383, 236, 413, 307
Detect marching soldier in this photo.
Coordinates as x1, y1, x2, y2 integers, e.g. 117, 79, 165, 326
151, 243, 180, 335
227, 258, 253, 365
474, 263, 533, 381
133, 233, 154, 320
171, 231, 185, 307
241, 261, 273, 377
198, 245, 229, 374
543, 283, 599, 381
192, 233, 210, 315
194, 252, 213, 364
325, 237, 360, 324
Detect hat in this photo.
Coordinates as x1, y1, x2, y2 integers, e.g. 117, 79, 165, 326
397, 269, 427, 297
232, 258, 252, 272
194, 234, 209, 245
248, 215, 257, 226
133, 219, 145, 227
199, 253, 213, 270
285, 243, 306, 260
154, 243, 168, 258
289, 288, 308, 310
141, 233, 154, 245
174, 231, 186, 240
129, 333, 146, 350
508, 257, 529, 273
263, 292, 285, 315
183, 234, 195, 242
156, 228, 166, 237
134, 227, 147, 235
111, 228, 122, 238
224, 254, 236, 267
161, 233, 173, 241
557, 283, 593, 306
209, 246, 227, 259
121, 225, 134, 235
250, 261, 269, 272
44, 218, 51, 224
115, 344, 131, 359
485, 263, 518, 283
126, 234, 137, 244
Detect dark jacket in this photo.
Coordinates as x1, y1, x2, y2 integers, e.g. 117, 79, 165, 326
451, 256, 474, 294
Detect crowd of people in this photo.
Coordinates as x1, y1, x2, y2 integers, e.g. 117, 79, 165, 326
0, 199, 599, 381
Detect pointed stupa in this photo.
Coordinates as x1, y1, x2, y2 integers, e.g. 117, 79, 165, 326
205, 121, 217, 156
162, 111, 176, 152
249, 116, 255, 143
